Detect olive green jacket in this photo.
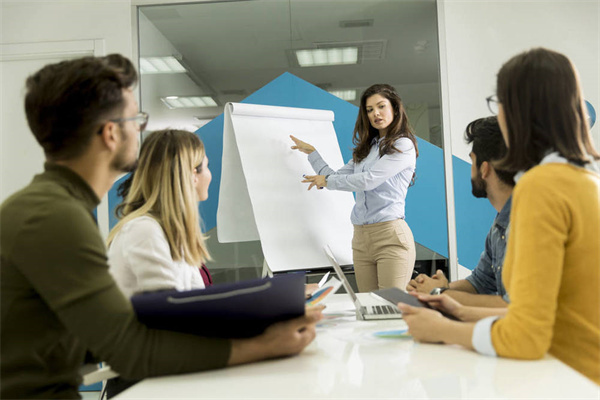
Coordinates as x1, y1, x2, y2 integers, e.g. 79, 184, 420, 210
1, 164, 230, 399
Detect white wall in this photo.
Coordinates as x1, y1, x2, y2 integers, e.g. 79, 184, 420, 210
1, 0, 134, 235
441, 0, 600, 163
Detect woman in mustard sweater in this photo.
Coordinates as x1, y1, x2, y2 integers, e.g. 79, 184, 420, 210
398, 48, 600, 384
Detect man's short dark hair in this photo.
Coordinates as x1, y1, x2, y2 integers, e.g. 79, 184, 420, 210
465, 116, 515, 187
24, 54, 137, 161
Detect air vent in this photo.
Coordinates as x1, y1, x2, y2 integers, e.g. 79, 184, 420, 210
315, 40, 387, 61
339, 19, 374, 28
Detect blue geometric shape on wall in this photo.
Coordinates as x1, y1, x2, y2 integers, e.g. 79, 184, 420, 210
585, 100, 596, 128
108, 174, 130, 230
405, 138, 448, 259
453, 158, 496, 269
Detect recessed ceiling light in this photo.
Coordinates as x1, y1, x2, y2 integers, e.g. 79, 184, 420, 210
295, 47, 358, 67
329, 90, 357, 101
140, 56, 186, 74
160, 96, 218, 109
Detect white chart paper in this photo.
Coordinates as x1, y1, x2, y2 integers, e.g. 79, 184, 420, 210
217, 103, 354, 272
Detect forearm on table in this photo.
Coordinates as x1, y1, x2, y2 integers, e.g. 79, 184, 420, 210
446, 290, 508, 308
228, 336, 273, 366
448, 279, 478, 293
439, 319, 476, 350
458, 305, 507, 322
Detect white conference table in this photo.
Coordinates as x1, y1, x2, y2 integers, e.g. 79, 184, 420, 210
116, 293, 599, 399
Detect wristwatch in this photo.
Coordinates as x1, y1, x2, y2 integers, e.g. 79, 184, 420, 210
430, 287, 449, 295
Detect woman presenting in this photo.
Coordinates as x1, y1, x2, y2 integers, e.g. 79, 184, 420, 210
291, 84, 419, 292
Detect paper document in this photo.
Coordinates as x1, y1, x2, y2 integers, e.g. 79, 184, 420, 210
306, 276, 342, 306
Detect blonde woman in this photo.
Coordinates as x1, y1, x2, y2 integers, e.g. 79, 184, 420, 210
107, 129, 213, 298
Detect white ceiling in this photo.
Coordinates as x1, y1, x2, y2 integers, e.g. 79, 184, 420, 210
138, 0, 441, 132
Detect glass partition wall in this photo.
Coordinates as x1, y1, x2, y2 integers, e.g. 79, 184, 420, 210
137, 0, 449, 284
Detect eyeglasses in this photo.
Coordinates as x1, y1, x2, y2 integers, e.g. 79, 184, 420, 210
109, 112, 149, 132
486, 95, 500, 115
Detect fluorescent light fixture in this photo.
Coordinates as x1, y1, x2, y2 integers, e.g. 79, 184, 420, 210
140, 57, 186, 74
160, 96, 218, 109
295, 47, 358, 67
329, 90, 357, 101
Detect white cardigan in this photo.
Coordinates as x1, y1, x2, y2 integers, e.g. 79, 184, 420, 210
107, 216, 205, 298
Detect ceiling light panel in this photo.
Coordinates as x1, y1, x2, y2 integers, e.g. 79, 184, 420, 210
140, 56, 186, 74
160, 96, 217, 109
329, 90, 357, 101
295, 47, 358, 67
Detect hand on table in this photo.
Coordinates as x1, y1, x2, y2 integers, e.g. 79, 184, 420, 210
414, 293, 464, 321
397, 303, 448, 343
229, 306, 324, 365
406, 269, 449, 294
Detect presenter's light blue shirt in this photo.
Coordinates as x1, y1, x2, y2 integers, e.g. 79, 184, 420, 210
308, 137, 416, 226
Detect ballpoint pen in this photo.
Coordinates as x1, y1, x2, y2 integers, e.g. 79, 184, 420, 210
318, 271, 331, 288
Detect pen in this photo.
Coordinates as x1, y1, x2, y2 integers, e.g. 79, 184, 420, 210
318, 271, 331, 288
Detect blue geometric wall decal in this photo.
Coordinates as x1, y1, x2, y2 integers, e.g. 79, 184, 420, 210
453, 158, 496, 269
108, 174, 130, 229
405, 138, 448, 258
585, 100, 596, 128
107, 72, 498, 270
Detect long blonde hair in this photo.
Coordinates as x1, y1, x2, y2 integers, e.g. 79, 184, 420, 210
107, 129, 211, 265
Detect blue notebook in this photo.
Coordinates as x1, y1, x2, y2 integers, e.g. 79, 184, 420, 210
131, 273, 305, 338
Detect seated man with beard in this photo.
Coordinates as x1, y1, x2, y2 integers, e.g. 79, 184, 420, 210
407, 117, 515, 310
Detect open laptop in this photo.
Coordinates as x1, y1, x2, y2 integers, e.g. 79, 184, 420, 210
324, 245, 402, 320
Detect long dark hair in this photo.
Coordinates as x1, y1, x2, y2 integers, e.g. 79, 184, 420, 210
496, 48, 599, 172
352, 84, 419, 164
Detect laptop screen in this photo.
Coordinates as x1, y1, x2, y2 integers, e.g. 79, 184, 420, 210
324, 245, 358, 303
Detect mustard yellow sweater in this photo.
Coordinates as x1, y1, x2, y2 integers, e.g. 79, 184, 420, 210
492, 163, 600, 384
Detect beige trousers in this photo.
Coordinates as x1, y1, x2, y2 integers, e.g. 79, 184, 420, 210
352, 218, 416, 292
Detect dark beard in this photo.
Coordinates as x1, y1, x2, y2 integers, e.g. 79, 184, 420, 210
111, 150, 138, 173
471, 177, 487, 198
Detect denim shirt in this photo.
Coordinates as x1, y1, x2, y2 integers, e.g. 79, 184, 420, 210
466, 195, 512, 303
307, 137, 416, 225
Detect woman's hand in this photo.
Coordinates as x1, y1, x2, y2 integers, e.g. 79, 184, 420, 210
302, 175, 327, 190
415, 293, 465, 321
305, 283, 319, 299
290, 135, 316, 154
397, 303, 449, 343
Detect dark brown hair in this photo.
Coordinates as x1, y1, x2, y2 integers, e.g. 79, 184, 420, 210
24, 54, 137, 161
496, 48, 599, 171
352, 84, 419, 164
464, 116, 515, 187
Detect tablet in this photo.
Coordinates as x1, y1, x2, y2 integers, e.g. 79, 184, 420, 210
372, 287, 429, 308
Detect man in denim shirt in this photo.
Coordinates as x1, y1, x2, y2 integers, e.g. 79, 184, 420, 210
407, 117, 514, 308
